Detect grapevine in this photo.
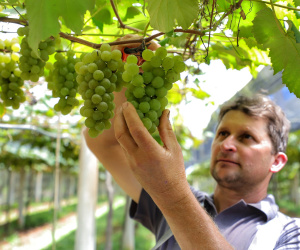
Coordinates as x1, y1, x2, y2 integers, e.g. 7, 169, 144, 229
46, 51, 81, 115
17, 26, 56, 82
75, 43, 125, 138
122, 46, 186, 134
0, 38, 25, 109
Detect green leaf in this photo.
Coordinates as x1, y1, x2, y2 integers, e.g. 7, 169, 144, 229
288, 20, 300, 43
253, 8, 300, 98
294, 0, 300, 6
58, 0, 95, 35
25, 0, 61, 54
189, 87, 210, 100
92, 7, 112, 33
146, 0, 198, 32
124, 6, 142, 21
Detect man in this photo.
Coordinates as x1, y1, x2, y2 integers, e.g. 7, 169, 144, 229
83, 40, 300, 250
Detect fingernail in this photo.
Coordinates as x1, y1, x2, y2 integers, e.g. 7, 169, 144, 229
166, 109, 170, 118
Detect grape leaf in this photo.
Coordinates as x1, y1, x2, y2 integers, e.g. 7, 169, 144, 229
253, 8, 300, 98
92, 8, 112, 33
58, 0, 95, 35
294, 0, 300, 6
25, 0, 61, 54
124, 6, 143, 21
146, 0, 198, 32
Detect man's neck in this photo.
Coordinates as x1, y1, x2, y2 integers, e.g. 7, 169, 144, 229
213, 185, 268, 213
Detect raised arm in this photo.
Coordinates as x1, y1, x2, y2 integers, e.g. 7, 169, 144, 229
83, 89, 142, 203
114, 101, 234, 249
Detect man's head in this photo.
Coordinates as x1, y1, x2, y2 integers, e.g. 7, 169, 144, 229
216, 94, 290, 154
210, 95, 289, 194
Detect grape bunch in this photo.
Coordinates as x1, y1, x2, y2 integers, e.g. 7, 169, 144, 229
76, 43, 125, 138
0, 38, 25, 109
122, 46, 186, 134
46, 51, 81, 115
17, 26, 56, 82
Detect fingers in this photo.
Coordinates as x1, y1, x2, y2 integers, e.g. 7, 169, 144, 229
158, 110, 179, 152
114, 104, 138, 153
121, 102, 156, 150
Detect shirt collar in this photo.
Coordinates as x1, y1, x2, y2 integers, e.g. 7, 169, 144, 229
203, 194, 278, 221
248, 194, 279, 221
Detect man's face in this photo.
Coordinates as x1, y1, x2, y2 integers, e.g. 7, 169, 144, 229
210, 110, 276, 191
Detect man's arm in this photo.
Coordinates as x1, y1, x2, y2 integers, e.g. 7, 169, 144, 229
83, 89, 142, 203
114, 101, 234, 249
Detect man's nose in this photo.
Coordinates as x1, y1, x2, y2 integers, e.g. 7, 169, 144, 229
220, 136, 237, 152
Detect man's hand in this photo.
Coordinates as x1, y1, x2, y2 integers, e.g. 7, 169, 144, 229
114, 101, 190, 208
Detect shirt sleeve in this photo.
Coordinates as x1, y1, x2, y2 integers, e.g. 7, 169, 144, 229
129, 188, 164, 234
274, 219, 300, 249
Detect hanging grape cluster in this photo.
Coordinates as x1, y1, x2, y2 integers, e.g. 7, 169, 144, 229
17, 26, 56, 82
75, 43, 125, 138
0, 38, 25, 109
46, 51, 81, 115
122, 46, 186, 134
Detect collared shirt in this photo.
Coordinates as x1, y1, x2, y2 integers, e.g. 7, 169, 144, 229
130, 187, 300, 250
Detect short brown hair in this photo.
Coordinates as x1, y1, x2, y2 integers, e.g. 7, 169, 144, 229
217, 95, 290, 154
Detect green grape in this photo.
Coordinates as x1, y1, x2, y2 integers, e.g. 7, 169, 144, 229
141, 117, 152, 130
126, 63, 139, 76
111, 50, 122, 61
98, 102, 108, 112
88, 63, 98, 73
141, 61, 153, 72
101, 51, 112, 62
122, 71, 133, 82
149, 99, 161, 111
142, 71, 154, 84
92, 94, 102, 104
164, 80, 173, 90
151, 76, 164, 88
127, 54, 138, 64
150, 56, 162, 68
162, 57, 174, 70
107, 60, 119, 71
131, 74, 143, 86
146, 110, 158, 121
100, 43, 111, 52
93, 70, 104, 81
139, 102, 150, 113
142, 49, 154, 61
166, 70, 179, 83
155, 47, 167, 59
88, 128, 100, 138
155, 87, 167, 98
174, 61, 186, 73
133, 86, 145, 98
145, 85, 155, 97
152, 67, 165, 77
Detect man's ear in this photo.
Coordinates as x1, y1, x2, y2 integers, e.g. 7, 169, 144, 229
270, 152, 288, 173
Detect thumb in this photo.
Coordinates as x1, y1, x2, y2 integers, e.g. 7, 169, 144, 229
158, 109, 179, 151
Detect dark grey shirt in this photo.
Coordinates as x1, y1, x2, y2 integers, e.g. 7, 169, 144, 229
130, 187, 300, 249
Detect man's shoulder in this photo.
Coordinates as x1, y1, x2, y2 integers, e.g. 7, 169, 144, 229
189, 186, 211, 202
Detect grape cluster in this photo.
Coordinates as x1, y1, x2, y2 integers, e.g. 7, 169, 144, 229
0, 38, 25, 109
123, 46, 185, 134
17, 26, 56, 82
46, 51, 81, 115
76, 43, 125, 138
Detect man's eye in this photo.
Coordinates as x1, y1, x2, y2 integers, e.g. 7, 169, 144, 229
243, 134, 253, 139
219, 131, 227, 136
